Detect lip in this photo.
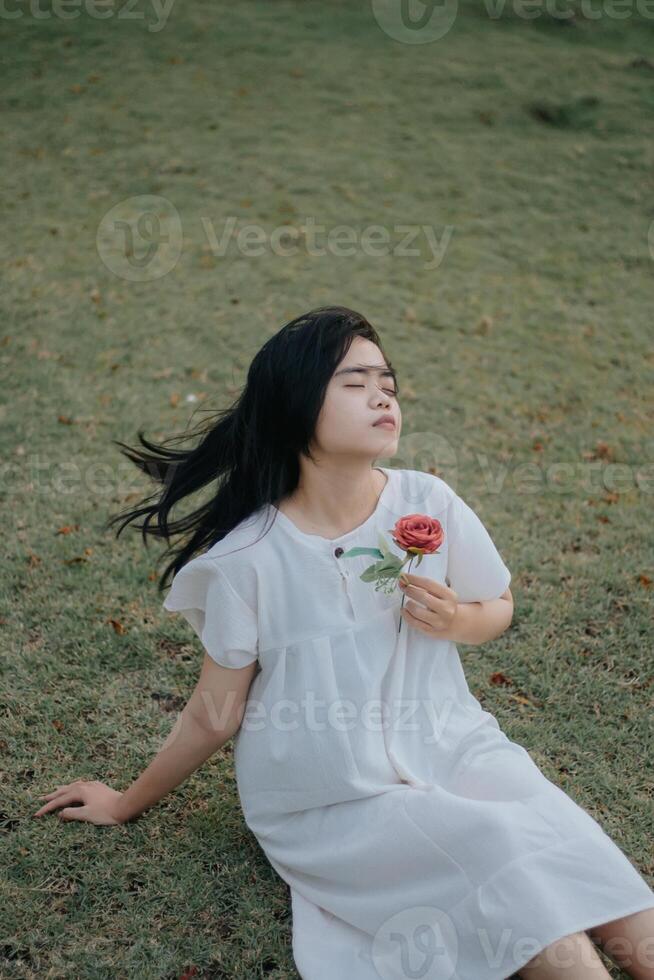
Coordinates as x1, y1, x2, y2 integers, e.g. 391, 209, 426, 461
373, 415, 396, 429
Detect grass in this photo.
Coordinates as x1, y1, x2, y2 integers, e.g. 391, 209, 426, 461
2, 0, 653, 976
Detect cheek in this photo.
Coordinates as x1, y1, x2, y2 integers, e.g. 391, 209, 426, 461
320, 392, 359, 435
312, 398, 348, 449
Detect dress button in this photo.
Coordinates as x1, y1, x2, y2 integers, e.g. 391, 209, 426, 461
334, 546, 344, 557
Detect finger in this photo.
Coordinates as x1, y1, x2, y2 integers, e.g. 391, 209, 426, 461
35, 783, 73, 816
58, 805, 89, 822
401, 572, 453, 598
34, 800, 72, 817
402, 599, 439, 630
34, 800, 67, 817
33, 790, 84, 817
35, 784, 71, 800
401, 603, 448, 637
33, 795, 64, 815
401, 604, 432, 634
401, 582, 445, 614
403, 572, 454, 596
36, 779, 87, 800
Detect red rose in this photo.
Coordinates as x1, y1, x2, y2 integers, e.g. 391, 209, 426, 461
392, 514, 444, 555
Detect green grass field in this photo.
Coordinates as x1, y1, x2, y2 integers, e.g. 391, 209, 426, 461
2, 1, 653, 976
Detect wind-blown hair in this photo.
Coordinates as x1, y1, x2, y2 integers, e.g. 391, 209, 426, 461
105, 305, 399, 592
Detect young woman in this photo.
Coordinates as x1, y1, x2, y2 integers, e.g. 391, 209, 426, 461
34, 307, 654, 979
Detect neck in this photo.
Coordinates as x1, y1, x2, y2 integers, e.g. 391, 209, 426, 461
277, 461, 387, 537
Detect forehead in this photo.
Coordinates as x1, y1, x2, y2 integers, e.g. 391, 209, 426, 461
335, 338, 390, 374
333, 364, 393, 379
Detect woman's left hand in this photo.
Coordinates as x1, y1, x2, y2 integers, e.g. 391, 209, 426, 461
399, 572, 459, 640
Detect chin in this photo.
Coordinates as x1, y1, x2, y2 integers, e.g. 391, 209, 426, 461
371, 431, 399, 446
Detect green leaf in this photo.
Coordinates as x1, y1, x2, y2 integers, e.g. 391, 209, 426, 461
360, 563, 386, 582
359, 555, 404, 583
380, 557, 404, 573
341, 547, 384, 559
377, 532, 393, 557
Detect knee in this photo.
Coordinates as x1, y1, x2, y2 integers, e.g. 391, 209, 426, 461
521, 930, 607, 975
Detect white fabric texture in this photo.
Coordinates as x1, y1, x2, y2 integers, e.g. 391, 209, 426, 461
162, 467, 654, 980
162, 557, 258, 669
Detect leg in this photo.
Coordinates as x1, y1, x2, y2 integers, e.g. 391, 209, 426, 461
517, 929, 612, 978
586, 907, 654, 980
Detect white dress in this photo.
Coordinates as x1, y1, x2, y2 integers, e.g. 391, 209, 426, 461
163, 466, 654, 980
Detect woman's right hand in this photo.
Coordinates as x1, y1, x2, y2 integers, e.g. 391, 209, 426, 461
33, 779, 126, 826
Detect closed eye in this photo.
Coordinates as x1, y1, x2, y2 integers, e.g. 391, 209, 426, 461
346, 384, 397, 396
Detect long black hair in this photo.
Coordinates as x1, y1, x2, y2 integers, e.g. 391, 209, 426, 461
105, 305, 399, 592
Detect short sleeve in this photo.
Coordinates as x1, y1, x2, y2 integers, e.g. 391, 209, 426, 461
445, 492, 511, 603
162, 557, 259, 669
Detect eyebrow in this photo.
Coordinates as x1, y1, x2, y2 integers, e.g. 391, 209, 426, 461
334, 365, 396, 379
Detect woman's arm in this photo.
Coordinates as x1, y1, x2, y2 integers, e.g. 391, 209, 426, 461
449, 588, 513, 646
117, 653, 258, 823
33, 654, 258, 825
400, 574, 513, 646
